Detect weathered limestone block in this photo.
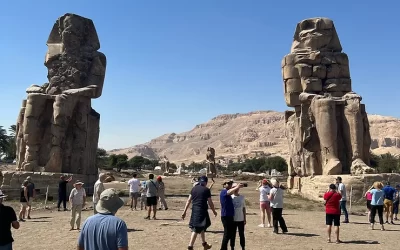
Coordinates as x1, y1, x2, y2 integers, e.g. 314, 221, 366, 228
284, 78, 302, 93
282, 17, 373, 176
15, 13, 106, 185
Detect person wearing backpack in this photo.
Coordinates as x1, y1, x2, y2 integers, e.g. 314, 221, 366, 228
324, 184, 342, 244
145, 174, 159, 220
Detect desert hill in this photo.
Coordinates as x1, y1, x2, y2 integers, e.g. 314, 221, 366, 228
109, 111, 400, 165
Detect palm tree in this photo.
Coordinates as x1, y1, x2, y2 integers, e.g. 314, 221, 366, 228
0, 126, 8, 155
8, 125, 16, 137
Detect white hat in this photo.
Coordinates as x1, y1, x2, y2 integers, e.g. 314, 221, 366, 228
270, 178, 279, 187
0, 190, 7, 198
26, 176, 31, 181
74, 181, 84, 185
96, 188, 125, 214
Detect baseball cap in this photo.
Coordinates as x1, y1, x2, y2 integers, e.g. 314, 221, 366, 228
262, 179, 269, 185
199, 176, 208, 183
96, 188, 125, 214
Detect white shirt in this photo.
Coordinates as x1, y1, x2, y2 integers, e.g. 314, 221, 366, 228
270, 187, 283, 208
128, 178, 141, 193
259, 186, 271, 202
337, 183, 347, 201
70, 188, 86, 205
93, 180, 105, 203
232, 194, 246, 222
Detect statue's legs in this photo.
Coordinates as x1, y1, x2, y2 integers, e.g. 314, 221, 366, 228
16, 101, 27, 171
45, 95, 77, 172
311, 98, 342, 175
21, 94, 48, 171
343, 97, 369, 169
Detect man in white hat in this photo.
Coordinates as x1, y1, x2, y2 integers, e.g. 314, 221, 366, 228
69, 180, 86, 231
93, 173, 106, 214
77, 188, 128, 250
0, 190, 20, 249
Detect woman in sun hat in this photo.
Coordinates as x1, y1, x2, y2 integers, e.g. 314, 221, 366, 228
256, 179, 272, 228
268, 178, 288, 234
69, 180, 86, 231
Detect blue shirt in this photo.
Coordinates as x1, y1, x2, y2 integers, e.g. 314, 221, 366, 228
220, 189, 234, 217
78, 214, 128, 250
370, 189, 385, 206
382, 185, 396, 201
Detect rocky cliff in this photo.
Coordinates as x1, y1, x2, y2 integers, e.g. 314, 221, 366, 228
109, 111, 400, 164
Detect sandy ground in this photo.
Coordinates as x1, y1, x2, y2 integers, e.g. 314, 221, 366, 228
7, 177, 397, 250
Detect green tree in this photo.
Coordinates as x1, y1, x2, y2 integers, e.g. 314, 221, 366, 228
0, 126, 8, 155
264, 156, 288, 173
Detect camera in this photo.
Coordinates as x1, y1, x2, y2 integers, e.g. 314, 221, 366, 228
242, 183, 248, 187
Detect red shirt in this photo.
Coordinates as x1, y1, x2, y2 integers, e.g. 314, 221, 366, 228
324, 191, 342, 215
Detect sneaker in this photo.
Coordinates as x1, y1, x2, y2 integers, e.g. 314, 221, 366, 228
267, 223, 272, 228
391, 221, 395, 224
282, 230, 288, 234
202, 242, 212, 250
27, 216, 31, 219
370, 223, 374, 230
258, 224, 265, 228
385, 221, 389, 224
144, 216, 150, 220
165, 208, 169, 210
187, 247, 194, 250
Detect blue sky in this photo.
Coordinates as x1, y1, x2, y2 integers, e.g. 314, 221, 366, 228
0, 1, 398, 150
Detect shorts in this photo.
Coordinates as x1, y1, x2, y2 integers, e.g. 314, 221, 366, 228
146, 196, 157, 206
130, 192, 140, 199
367, 200, 372, 210
384, 199, 393, 213
326, 214, 340, 226
260, 201, 270, 210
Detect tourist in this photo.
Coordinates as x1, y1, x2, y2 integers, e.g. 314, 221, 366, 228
0, 190, 20, 250
25, 176, 35, 219
127, 173, 141, 211
181, 176, 217, 250
268, 178, 288, 234
335, 177, 349, 223
382, 181, 396, 224
368, 182, 385, 230
77, 188, 128, 250
256, 179, 272, 228
324, 184, 342, 244
220, 180, 243, 250
232, 183, 246, 250
145, 174, 159, 220
69, 181, 86, 231
58, 175, 73, 211
140, 181, 147, 210
93, 173, 106, 214
157, 176, 168, 210
364, 184, 373, 222
394, 185, 400, 220
18, 180, 29, 222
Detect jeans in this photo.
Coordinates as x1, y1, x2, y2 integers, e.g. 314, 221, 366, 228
57, 194, 67, 210
271, 208, 288, 233
370, 205, 384, 224
340, 200, 348, 221
0, 243, 13, 250
220, 216, 235, 250
233, 221, 245, 249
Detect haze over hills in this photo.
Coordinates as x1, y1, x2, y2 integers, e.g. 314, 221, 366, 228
108, 111, 400, 164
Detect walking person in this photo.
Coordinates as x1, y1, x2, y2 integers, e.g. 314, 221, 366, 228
368, 182, 385, 230
18, 180, 29, 222
69, 181, 86, 231
77, 188, 128, 250
268, 178, 288, 234
220, 180, 243, 250
256, 179, 272, 228
232, 183, 246, 250
0, 190, 20, 250
25, 176, 35, 219
324, 184, 342, 244
93, 173, 106, 214
182, 176, 217, 250
127, 173, 141, 211
382, 181, 396, 224
364, 185, 373, 222
394, 185, 400, 221
58, 175, 73, 211
157, 176, 168, 210
145, 174, 159, 220
335, 177, 349, 223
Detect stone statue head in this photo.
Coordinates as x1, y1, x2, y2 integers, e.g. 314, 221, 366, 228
47, 13, 100, 52
291, 17, 342, 53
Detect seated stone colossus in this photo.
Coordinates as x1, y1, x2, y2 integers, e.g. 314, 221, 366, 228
15, 13, 106, 175
282, 18, 374, 176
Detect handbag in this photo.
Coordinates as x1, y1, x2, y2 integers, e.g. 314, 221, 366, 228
324, 192, 335, 206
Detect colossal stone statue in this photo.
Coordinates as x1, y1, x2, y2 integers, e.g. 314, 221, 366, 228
282, 18, 374, 176
15, 13, 106, 177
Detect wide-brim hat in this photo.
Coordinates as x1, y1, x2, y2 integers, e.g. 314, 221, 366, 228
96, 188, 125, 214
0, 190, 7, 198
74, 181, 84, 185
